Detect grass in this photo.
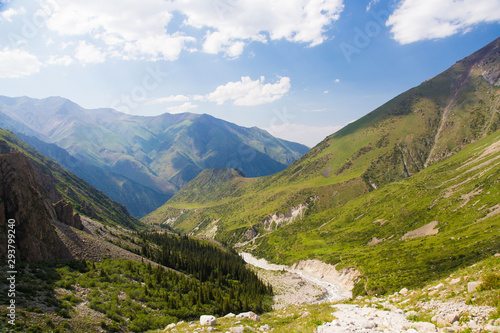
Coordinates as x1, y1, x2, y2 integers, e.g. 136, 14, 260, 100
251, 131, 500, 294
152, 303, 336, 333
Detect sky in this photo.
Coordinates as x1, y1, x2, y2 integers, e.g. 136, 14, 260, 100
0, 0, 499, 147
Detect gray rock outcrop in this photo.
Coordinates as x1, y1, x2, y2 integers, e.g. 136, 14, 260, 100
0, 147, 62, 261
54, 199, 84, 230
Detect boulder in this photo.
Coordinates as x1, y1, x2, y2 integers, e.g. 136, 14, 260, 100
230, 327, 245, 333
467, 281, 482, 293
399, 288, 409, 295
224, 313, 236, 318
200, 315, 217, 326
164, 323, 176, 330
54, 200, 84, 230
446, 312, 460, 325
428, 290, 439, 297
237, 311, 260, 322
258, 324, 270, 332
412, 322, 437, 332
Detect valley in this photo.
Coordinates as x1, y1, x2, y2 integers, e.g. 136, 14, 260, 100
0, 37, 499, 333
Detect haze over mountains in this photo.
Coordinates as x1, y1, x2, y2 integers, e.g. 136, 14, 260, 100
0, 97, 309, 217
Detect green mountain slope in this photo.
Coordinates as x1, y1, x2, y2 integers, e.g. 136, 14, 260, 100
0, 128, 142, 229
145, 37, 500, 237
0, 97, 309, 217
251, 130, 500, 294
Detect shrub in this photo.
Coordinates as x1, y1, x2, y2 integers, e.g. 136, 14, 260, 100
480, 273, 500, 290
57, 308, 71, 318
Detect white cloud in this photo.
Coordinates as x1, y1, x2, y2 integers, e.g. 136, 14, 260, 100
264, 123, 343, 147
387, 0, 500, 44
335, 78, 340, 83
44, 0, 194, 61
170, 0, 345, 57
166, 102, 198, 114
75, 41, 106, 64
0, 7, 26, 22
205, 76, 291, 106
149, 95, 190, 104
29, 0, 343, 63
366, 0, 381, 12
47, 55, 74, 66
0, 48, 41, 78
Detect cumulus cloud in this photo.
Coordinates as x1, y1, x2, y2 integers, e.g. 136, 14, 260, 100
0, 48, 41, 78
387, 0, 500, 44
166, 102, 198, 114
75, 41, 106, 64
205, 76, 291, 106
47, 55, 74, 66
172, 0, 344, 57
44, 0, 194, 61
17, 0, 343, 63
0, 7, 25, 22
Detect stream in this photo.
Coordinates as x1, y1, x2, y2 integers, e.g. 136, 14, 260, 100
240, 252, 351, 303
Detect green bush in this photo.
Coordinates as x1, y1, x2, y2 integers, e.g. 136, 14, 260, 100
480, 273, 500, 290
56, 308, 71, 318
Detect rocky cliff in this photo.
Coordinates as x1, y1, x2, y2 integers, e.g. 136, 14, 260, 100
0, 142, 62, 261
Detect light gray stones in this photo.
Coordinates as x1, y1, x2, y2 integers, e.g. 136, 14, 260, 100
258, 324, 270, 332
411, 321, 437, 332
236, 311, 261, 322
399, 288, 409, 295
200, 315, 217, 326
467, 281, 482, 293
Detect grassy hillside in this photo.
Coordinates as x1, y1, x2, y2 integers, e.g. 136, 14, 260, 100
250, 130, 500, 294
143, 38, 500, 295
0, 129, 142, 229
145, 37, 500, 238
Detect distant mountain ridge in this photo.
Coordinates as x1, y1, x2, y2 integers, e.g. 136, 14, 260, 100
0, 128, 141, 232
0, 97, 309, 217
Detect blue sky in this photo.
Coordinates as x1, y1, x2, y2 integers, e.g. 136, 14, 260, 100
0, 0, 499, 147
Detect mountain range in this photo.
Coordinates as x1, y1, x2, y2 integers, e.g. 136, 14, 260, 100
0, 97, 309, 217
144, 37, 500, 293
0, 37, 499, 333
